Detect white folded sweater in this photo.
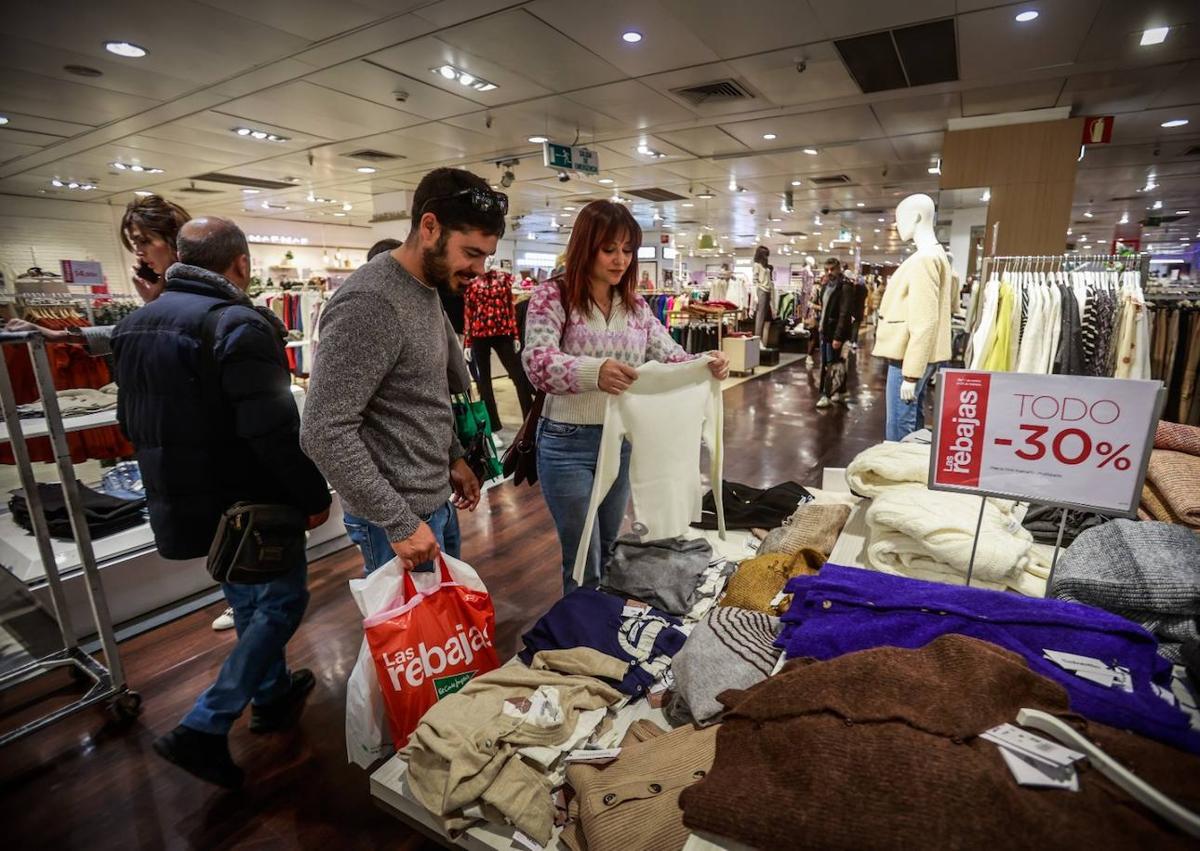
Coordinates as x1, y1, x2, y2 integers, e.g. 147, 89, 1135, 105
865, 484, 1048, 596
845, 442, 931, 497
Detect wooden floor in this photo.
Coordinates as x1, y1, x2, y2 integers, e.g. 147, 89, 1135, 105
1, 348, 888, 850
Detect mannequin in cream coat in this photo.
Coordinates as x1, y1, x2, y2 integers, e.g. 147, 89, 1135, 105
873, 194, 953, 441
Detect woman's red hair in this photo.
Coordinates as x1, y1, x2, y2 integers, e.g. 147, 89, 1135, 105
560, 200, 641, 318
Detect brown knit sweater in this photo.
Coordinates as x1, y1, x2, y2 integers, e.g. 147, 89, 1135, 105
679, 634, 1200, 850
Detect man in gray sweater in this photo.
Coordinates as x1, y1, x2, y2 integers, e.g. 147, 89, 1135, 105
301, 168, 507, 570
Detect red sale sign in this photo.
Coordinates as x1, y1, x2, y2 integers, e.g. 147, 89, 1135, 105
930, 370, 1163, 516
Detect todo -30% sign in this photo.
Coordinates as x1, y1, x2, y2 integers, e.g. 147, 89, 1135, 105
931, 370, 1163, 515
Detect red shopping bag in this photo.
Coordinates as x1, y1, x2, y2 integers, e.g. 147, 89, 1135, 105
364, 556, 500, 749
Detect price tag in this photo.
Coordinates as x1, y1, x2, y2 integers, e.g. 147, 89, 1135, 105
930, 370, 1163, 515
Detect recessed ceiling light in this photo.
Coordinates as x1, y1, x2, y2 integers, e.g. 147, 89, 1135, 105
681, 202, 694, 208
430, 64, 497, 92
134, 190, 152, 197
856, 201, 865, 207
232, 126, 288, 142
357, 166, 377, 174
235, 127, 251, 136
1083, 210, 1094, 217
598, 177, 614, 184
622, 31, 643, 44
762, 133, 777, 141
1161, 119, 1189, 128
1140, 27, 1169, 46
1177, 210, 1191, 215
695, 190, 714, 199
63, 64, 103, 77
563, 206, 576, 211
802, 148, 819, 155
104, 41, 147, 58
790, 180, 801, 186
528, 135, 548, 144
242, 188, 260, 194
333, 212, 347, 217
1015, 10, 1038, 22
878, 217, 885, 222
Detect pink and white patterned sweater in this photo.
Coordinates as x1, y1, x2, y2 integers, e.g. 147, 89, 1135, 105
521, 280, 695, 425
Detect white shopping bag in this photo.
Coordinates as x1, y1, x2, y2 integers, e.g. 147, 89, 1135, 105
345, 552, 489, 768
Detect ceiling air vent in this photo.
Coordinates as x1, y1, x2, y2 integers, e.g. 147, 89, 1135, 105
670, 79, 754, 107
192, 172, 301, 190
345, 149, 404, 163
809, 174, 852, 186
626, 187, 688, 202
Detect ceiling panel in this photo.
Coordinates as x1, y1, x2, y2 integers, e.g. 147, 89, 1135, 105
438, 9, 625, 91
871, 93, 961, 136
441, 96, 633, 146
525, 0, 721, 77
139, 110, 332, 158
889, 131, 945, 160
1149, 61, 1200, 108
1107, 104, 1200, 143
727, 41, 862, 109
565, 81, 698, 130
1057, 64, 1190, 114
958, 0, 1105, 81
657, 0, 827, 57
657, 126, 748, 158
1075, 1, 1200, 66
219, 81, 421, 139
657, 158, 736, 181
825, 138, 905, 168
0, 141, 42, 164
304, 60, 479, 121
640, 61, 769, 118
718, 105, 886, 150
0, 69, 161, 126
368, 34, 551, 106
809, 0, 955, 39
193, 0, 404, 40
960, 78, 1065, 116
0, 35, 198, 102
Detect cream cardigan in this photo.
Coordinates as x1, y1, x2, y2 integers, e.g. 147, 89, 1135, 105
873, 246, 953, 379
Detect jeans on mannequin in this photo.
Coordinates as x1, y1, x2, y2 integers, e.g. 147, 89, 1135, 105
885, 362, 940, 442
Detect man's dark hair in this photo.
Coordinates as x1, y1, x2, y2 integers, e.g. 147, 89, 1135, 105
120, 194, 191, 251
410, 167, 506, 238
177, 218, 250, 274
825, 256, 841, 270
368, 238, 402, 260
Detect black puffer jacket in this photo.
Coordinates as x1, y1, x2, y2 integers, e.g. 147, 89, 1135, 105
111, 264, 330, 559
819, 274, 856, 343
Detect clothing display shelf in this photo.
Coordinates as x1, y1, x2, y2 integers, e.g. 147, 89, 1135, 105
0, 330, 142, 746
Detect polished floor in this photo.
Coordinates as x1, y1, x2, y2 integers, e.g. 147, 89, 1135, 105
1, 346, 888, 850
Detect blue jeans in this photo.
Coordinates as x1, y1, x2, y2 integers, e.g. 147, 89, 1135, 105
343, 502, 461, 576
183, 561, 309, 735
885, 362, 940, 442
536, 419, 632, 594
820, 338, 844, 397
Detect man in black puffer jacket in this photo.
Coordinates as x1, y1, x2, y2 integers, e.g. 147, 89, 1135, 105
816, 257, 855, 408
111, 217, 331, 789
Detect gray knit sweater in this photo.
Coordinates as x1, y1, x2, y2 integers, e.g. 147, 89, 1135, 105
301, 252, 463, 542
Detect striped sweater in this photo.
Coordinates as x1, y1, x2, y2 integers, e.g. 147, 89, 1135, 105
522, 281, 695, 424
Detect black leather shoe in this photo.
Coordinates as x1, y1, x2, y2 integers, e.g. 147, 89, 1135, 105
152, 725, 244, 789
249, 669, 316, 734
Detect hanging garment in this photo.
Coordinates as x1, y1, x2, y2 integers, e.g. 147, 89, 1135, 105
1040, 283, 1063, 375
967, 276, 1000, 370
571, 359, 724, 586
775, 565, 1200, 753
1015, 282, 1045, 373
980, 282, 1013, 371
1054, 283, 1087, 374
1007, 279, 1023, 372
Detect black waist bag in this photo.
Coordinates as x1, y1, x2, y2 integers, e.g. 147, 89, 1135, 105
207, 502, 307, 584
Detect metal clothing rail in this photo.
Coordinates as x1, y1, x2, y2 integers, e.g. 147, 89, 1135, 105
0, 330, 141, 746
984, 253, 1150, 279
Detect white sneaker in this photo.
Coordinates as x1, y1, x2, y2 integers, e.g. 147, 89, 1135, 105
805, 356, 815, 369
816, 395, 831, 409
212, 607, 235, 631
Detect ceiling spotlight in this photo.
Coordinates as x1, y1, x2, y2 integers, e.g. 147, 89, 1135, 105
878, 217, 885, 222
357, 166, 377, 174
1141, 27, 1169, 46
430, 64, 498, 92
134, 190, 152, 197
1014, 10, 1039, 22
104, 41, 147, 58
1153, 200, 1163, 209
251, 130, 268, 139
51, 179, 63, 187
563, 206, 576, 211
333, 212, 347, 217
622, 31, 643, 44
112, 162, 127, 170
1177, 210, 1191, 215
791, 180, 801, 186
527, 231, 536, 240
242, 188, 260, 194
232, 126, 288, 142
598, 177, 614, 184
235, 127, 251, 136
682, 202, 695, 208
856, 201, 865, 207
1119, 211, 1130, 224
343, 202, 353, 211
980, 189, 991, 202
802, 148, 819, 156
438, 65, 456, 79
528, 135, 548, 144
695, 190, 714, 199
762, 133, 777, 141
1161, 119, 1189, 128
1084, 210, 1094, 218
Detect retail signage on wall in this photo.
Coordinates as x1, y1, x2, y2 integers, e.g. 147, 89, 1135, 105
1081, 116, 1114, 145
542, 141, 600, 176
60, 259, 103, 285
929, 370, 1162, 516
247, 233, 310, 245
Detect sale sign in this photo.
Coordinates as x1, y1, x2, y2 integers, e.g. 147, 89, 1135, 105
929, 370, 1163, 516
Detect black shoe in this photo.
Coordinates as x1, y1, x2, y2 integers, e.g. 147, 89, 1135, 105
249, 669, 316, 734
152, 725, 244, 789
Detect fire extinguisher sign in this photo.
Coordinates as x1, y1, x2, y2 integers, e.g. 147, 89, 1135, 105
929, 370, 1164, 516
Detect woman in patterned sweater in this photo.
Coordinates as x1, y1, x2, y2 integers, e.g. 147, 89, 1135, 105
522, 200, 729, 592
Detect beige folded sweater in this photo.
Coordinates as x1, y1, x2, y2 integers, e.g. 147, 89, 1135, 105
845, 442, 931, 497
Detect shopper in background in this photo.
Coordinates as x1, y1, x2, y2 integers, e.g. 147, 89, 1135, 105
752, 244, 773, 338
523, 200, 730, 593
111, 217, 332, 789
301, 168, 503, 574
848, 265, 869, 353
816, 257, 855, 409
464, 268, 535, 433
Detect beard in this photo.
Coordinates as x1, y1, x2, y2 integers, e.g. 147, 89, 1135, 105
421, 231, 456, 294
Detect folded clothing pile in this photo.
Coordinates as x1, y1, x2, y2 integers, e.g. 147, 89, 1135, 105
519, 588, 688, 698
8, 384, 119, 420
666, 606, 781, 726
602, 536, 731, 617
757, 502, 852, 558
1139, 421, 1200, 528
679, 634, 1200, 850
866, 483, 1049, 596
404, 648, 626, 845
776, 565, 1199, 753
844, 441, 930, 497
9, 480, 146, 541
1051, 519, 1200, 663
692, 480, 812, 531
1022, 503, 1115, 545
562, 720, 717, 851
719, 549, 824, 614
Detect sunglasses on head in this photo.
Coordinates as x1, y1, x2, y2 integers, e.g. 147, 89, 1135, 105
418, 187, 509, 218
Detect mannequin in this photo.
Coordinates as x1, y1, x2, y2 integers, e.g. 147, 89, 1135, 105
872, 194, 953, 441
